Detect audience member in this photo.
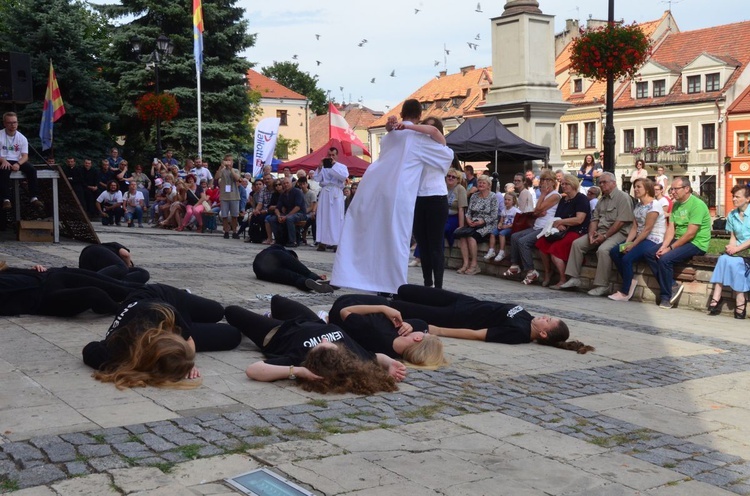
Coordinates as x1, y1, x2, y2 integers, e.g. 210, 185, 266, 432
454, 175, 498, 276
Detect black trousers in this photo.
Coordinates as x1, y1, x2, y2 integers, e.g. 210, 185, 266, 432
79, 244, 150, 284
390, 284, 466, 328
0, 161, 39, 200
39, 268, 142, 317
253, 245, 321, 291
224, 296, 320, 349
413, 195, 448, 288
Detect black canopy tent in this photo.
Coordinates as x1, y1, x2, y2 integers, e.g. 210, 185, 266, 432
445, 117, 549, 166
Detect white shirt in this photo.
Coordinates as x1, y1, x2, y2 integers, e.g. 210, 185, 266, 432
416, 142, 454, 196
193, 166, 213, 183
0, 129, 28, 161
97, 190, 123, 204
123, 190, 145, 211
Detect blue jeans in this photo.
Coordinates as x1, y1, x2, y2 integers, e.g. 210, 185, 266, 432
269, 212, 307, 244
644, 241, 705, 301
609, 239, 658, 294
126, 207, 143, 224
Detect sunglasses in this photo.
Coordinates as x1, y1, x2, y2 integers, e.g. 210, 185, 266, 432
446, 175, 458, 179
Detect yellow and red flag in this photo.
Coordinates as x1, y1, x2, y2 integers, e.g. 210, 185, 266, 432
193, 0, 204, 72
39, 60, 65, 151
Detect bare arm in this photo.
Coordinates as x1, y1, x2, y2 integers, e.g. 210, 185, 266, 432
428, 325, 487, 341
245, 361, 321, 382
340, 305, 403, 327
375, 354, 406, 382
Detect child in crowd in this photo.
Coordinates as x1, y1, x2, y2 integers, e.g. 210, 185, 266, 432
484, 193, 520, 263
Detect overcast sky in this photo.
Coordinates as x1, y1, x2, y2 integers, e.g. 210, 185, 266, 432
241, 0, 747, 111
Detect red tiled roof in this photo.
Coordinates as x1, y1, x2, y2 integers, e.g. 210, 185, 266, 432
370, 66, 492, 128
728, 84, 750, 114
616, 20, 750, 109
309, 114, 329, 151
246, 69, 307, 100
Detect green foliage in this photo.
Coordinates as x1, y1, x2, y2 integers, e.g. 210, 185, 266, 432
261, 61, 327, 115
0, 0, 118, 161
276, 135, 299, 160
97, 0, 257, 165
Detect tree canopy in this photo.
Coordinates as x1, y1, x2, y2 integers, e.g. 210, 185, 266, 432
261, 61, 328, 115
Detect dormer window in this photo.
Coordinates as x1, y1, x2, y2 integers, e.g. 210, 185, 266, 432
687, 75, 701, 94
452, 97, 465, 108
706, 73, 720, 92
653, 80, 666, 97
573, 78, 583, 93
636, 82, 648, 99
421, 102, 431, 111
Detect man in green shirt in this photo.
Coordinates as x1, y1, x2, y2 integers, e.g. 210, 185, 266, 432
645, 176, 711, 308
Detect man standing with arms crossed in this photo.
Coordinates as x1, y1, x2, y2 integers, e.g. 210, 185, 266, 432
0, 112, 43, 210
215, 154, 241, 239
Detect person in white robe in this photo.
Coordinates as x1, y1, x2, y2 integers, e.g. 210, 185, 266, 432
312, 147, 349, 250
331, 99, 455, 294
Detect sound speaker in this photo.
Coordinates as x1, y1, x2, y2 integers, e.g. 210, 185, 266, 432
0, 52, 33, 104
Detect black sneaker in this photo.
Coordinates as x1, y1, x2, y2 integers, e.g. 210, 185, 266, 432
223, 231, 230, 239
305, 279, 334, 293
232, 232, 240, 239
669, 283, 684, 305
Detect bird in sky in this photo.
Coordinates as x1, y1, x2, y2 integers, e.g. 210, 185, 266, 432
339, 86, 344, 91
390, 70, 396, 77
467, 42, 478, 50
361, 39, 368, 44
476, 3, 482, 13
445, 48, 450, 55
475, 33, 481, 40
357, 41, 365, 47
414, 8, 420, 14
316, 60, 322, 66
434, 60, 440, 67
315, 34, 320, 40
292, 54, 298, 59
370, 78, 376, 83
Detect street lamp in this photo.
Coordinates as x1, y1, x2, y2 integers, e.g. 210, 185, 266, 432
130, 34, 173, 159
603, 0, 615, 174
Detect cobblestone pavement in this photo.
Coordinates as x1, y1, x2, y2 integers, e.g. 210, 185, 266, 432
0, 227, 748, 495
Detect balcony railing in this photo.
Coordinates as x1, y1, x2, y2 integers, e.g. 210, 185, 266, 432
634, 150, 689, 167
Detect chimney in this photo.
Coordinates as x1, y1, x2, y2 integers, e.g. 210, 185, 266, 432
566, 19, 578, 33
460, 65, 476, 75
439, 70, 447, 77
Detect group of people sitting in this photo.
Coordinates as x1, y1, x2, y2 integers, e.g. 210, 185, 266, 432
0, 241, 593, 394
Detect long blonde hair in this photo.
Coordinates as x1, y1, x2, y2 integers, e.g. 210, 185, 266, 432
93, 305, 199, 390
401, 335, 449, 368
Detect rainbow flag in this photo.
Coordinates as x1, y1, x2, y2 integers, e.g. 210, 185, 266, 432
39, 61, 65, 151
193, 0, 204, 72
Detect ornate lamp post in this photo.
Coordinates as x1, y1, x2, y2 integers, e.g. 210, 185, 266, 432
131, 34, 173, 159
603, 0, 615, 173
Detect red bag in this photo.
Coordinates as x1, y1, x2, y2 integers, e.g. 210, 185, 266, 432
511, 212, 533, 234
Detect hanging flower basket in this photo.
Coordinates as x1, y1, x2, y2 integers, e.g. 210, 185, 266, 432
569, 22, 652, 81
135, 92, 179, 122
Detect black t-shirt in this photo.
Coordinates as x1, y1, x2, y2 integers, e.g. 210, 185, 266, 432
82, 299, 190, 370
554, 192, 591, 235
329, 294, 428, 359
79, 242, 128, 271
0, 268, 45, 315
262, 319, 375, 366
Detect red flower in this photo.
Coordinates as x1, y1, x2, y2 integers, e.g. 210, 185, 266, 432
135, 93, 179, 122
569, 22, 652, 81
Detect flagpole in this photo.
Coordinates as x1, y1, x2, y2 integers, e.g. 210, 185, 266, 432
196, 73, 202, 158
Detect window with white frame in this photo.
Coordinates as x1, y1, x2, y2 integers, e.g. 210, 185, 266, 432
567, 124, 578, 149
738, 132, 750, 155
702, 123, 715, 149
584, 122, 596, 148
636, 81, 648, 99
675, 126, 688, 151
653, 80, 666, 97
573, 79, 583, 93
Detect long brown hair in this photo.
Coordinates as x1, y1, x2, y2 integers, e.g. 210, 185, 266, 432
298, 345, 397, 395
536, 320, 595, 354
93, 305, 199, 389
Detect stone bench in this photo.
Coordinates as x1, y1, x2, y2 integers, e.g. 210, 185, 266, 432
444, 243, 731, 316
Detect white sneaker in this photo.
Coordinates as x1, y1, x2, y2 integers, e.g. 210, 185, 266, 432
317, 310, 329, 322
408, 259, 421, 267
493, 250, 506, 262
559, 277, 581, 289
483, 249, 496, 260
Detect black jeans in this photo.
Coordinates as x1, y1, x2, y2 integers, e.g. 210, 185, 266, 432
413, 195, 449, 288
79, 244, 150, 284
39, 268, 142, 317
0, 161, 39, 200
253, 245, 321, 291
225, 295, 320, 349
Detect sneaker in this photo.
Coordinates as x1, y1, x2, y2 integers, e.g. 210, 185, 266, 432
483, 249, 496, 260
659, 301, 672, 309
232, 232, 240, 239
224, 231, 230, 239
127, 220, 134, 228
316, 310, 329, 322
138, 223, 144, 228
587, 286, 610, 297
408, 259, 421, 267
493, 250, 506, 262
305, 278, 334, 293
285, 242, 298, 248
669, 283, 684, 305
559, 277, 581, 289
2, 199, 11, 210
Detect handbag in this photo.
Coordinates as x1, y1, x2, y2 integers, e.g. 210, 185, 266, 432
202, 201, 212, 212
511, 212, 533, 234
453, 226, 476, 238
544, 230, 566, 242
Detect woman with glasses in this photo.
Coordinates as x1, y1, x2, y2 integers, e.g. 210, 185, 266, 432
455, 175, 497, 275
537, 174, 590, 288
262, 180, 283, 244
444, 168, 468, 252
504, 170, 561, 285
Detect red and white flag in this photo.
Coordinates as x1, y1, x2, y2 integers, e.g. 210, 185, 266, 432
329, 102, 370, 157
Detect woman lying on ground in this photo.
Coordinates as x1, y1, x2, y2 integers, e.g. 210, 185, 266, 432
253, 244, 334, 293
0, 262, 140, 317
82, 283, 242, 389
389, 284, 594, 353
78, 242, 150, 284
280, 294, 447, 367
224, 298, 406, 395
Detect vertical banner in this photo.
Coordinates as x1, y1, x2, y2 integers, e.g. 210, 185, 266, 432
253, 117, 281, 177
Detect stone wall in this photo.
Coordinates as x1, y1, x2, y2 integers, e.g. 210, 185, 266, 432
443, 243, 733, 315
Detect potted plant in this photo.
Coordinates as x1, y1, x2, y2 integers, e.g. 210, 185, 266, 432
569, 22, 652, 81
135, 92, 179, 122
